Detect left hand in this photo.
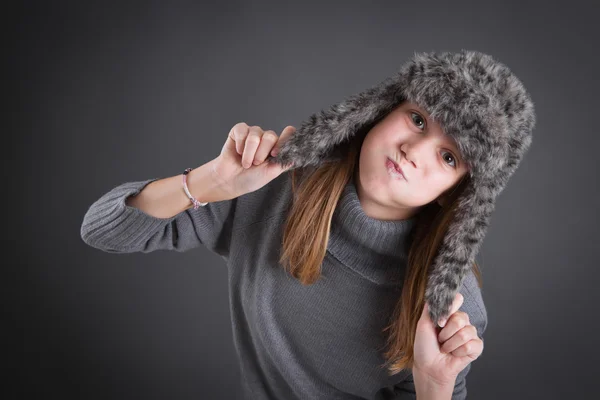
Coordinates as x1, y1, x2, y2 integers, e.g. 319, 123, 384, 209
413, 292, 484, 386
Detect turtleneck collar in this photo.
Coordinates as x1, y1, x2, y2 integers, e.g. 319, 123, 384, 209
326, 177, 417, 285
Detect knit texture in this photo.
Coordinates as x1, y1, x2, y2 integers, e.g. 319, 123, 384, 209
80, 171, 487, 399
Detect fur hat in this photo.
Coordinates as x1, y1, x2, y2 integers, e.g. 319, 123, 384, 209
268, 49, 536, 326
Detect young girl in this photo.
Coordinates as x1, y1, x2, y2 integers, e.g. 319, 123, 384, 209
81, 50, 535, 399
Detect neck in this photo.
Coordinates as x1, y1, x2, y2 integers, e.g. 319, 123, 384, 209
326, 178, 417, 285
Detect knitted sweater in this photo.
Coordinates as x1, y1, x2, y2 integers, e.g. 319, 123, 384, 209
80, 170, 487, 399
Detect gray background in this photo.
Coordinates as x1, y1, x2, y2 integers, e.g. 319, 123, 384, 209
8, 0, 599, 398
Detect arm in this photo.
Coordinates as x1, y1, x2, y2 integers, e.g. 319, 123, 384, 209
123, 158, 228, 219
80, 159, 237, 257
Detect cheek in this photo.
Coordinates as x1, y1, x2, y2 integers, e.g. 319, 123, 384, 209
426, 176, 455, 199
381, 129, 405, 144
406, 176, 446, 204
369, 126, 401, 144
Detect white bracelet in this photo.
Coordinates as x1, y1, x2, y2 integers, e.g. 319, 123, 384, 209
182, 168, 208, 209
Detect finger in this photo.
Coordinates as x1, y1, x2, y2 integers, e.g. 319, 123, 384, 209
448, 337, 483, 359
242, 126, 263, 169
253, 130, 278, 165
439, 324, 477, 354
271, 126, 296, 156
438, 310, 470, 343
439, 292, 464, 328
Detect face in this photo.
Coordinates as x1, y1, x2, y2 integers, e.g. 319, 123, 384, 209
355, 101, 469, 221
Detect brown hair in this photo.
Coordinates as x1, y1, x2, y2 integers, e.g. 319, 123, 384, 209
276, 119, 482, 375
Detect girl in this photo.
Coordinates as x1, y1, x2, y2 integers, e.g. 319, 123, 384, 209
81, 50, 535, 399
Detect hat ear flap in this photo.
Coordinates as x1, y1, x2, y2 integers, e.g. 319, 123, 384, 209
425, 179, 491, 325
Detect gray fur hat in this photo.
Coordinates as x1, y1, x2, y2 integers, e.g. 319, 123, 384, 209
268, 49, 536, 327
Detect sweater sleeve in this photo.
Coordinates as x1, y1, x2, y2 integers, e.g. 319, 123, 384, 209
80, 178, 237, 257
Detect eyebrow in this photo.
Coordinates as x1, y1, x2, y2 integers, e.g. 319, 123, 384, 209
414, 105, 458, 146
444, 137, 463, 163
445, 135, 460, 154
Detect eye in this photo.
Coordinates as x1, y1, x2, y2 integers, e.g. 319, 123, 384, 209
441, 151, 457, 168
410, 112, 426, 130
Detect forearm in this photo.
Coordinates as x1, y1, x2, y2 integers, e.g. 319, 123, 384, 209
413, 369, 456, 400
125, 158, 229, 219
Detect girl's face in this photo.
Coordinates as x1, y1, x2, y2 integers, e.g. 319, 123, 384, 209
356, 101, 469, 221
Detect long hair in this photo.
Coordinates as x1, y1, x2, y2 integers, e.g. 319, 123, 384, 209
276, 118, 483, 375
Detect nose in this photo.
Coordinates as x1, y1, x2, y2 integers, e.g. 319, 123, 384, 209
401, 138, 438, 170
400, 143, 417, 169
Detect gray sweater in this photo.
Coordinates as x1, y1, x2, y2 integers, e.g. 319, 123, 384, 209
80, 171, 487, 399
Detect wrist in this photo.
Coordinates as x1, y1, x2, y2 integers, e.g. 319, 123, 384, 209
187, 159, 232, 204
412, 368, 455, 400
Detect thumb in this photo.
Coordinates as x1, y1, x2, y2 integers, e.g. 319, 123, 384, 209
421, 301, 434, 327
420, 301, 444, 332
265, 158, 295, 176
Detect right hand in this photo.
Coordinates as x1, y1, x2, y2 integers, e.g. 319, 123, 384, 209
211, 122, 296, 200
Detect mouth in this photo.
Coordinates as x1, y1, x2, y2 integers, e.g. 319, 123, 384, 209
386, 157, 406, 180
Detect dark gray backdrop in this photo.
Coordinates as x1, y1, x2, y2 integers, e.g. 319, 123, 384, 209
8, 0, 598, 399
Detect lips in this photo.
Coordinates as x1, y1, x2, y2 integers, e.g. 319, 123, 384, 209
388, 157, 406, 180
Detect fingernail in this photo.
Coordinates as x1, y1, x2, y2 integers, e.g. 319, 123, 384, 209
271, 149, 279, 156
439, 318, 447, 328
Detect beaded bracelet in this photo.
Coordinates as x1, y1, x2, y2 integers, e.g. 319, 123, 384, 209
182, 168, 208, 209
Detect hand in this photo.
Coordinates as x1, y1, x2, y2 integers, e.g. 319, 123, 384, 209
413, 293, 484, 387
212, 122, 296, 200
